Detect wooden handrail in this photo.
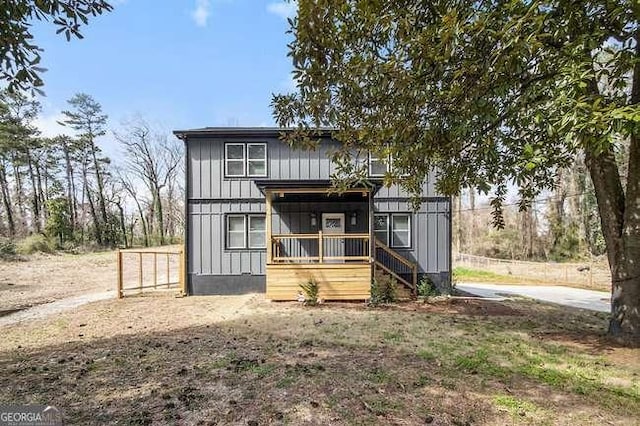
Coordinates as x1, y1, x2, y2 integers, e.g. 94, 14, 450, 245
374, 260, 413, 288
374, 238, 415, 270
270, 232, 371, 263
272, 233, 319, 239
271, 233, 369, 239
323, 233, 369, 239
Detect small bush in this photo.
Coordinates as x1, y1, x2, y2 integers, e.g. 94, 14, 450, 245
417, 276, 438, 299
16, 234, 56, 255
299, 278, 320, 306
370, 271, 397, 306
0, 237, 16, 259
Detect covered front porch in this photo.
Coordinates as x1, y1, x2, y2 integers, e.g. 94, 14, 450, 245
259, 182, 416, 301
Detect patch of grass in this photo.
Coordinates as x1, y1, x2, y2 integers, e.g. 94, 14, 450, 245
453, 266, 517, 283
16, 234, 55, 255
362, 396, 402, 416
382, 330, 404, 343
493, 395, 540, 417
417, 349, 436, 362
365, 367, 393, 384
248, 363, 275, 378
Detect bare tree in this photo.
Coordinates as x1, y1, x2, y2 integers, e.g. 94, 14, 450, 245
114, 117, 181, 245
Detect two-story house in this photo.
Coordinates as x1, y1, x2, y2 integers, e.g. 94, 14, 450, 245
174, 127, 451, 300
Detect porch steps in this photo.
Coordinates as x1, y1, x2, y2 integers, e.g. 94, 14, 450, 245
374, 261, 415, 300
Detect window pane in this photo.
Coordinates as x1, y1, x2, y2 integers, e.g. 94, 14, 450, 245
248, 160, 266, 176
249, 231, 266, 248
392, 231, 410, 247
226, 144, 244, 159
247, 144, 265, 159
374, 230, 388, 246
228, 216, 245, 232
324, 218, 342, 229
228, 232, 245, 248
370, 158, 387, 176
249, 216, 265, 231
391, 215, 410, 247
374, 215, 388, 231
392, 215, 409, 231
227, 160, 244, 176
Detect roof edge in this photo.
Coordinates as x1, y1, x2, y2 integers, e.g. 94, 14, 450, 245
173, 127, 337, 139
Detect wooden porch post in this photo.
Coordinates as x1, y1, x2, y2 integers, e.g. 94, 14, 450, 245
318, 230, 323, 263
368, 189, 375, 279
266, 190, 272, 264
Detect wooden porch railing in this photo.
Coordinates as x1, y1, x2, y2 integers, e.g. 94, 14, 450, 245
270, 232, 370, 263
374, 238, 418, 294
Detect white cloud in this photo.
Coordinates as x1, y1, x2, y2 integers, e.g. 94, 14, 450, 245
267, 1, 297, 20
191, 0, 211, 27
34, 111, 69, 138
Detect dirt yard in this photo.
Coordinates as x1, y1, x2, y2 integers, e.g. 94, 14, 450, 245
0, 253, 638, 425
0, 251, 116, 313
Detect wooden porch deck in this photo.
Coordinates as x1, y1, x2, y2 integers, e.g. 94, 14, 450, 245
266, 263, 371, 301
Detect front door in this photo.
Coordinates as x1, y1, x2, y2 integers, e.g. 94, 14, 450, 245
322, 213, 345, 262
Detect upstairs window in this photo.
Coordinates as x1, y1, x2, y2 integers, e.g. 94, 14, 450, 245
225, 142, 267, 177
368, 152, 391, 177
225, 144, 245, 177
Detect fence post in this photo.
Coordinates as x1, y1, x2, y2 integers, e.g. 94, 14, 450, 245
117, 249, 123, 299
180, 248, 186, 296
138, 252, 143, 293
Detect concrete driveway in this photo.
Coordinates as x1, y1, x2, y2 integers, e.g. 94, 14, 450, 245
457, 282, 611, 313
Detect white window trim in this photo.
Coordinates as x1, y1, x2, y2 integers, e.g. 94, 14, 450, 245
225, 143, 245, 177
374, 213, 390, 246
226, 214, 267, 249
391, 214, 411, 248
224, 142, 268, 178
368, 153, 387, 177
246, 143, 268, 177
226, 215, 246, 249
248, 214, 266, 249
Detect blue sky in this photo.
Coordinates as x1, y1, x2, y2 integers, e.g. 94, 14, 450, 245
32, 0, 297, 154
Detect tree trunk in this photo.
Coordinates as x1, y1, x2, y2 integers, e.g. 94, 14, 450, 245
0, 163, 15, 237
586, 143, 639, 336
62, 141, 77, 230
90, 144, 109, 244
115, 201, 127, 248
154, 189, 165, 245
84, 183, 101, 245
12, 158, 26, 235
26, 153, 41, 233
137, 201, 149, 247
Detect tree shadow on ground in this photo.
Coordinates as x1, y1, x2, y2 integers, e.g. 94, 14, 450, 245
0, 297, 637, 425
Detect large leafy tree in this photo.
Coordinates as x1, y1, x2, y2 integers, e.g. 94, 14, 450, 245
1, 0, 113, 93
272, 1, 639, 336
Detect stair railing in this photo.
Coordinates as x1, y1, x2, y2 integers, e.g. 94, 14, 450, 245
373, 238, 418, 295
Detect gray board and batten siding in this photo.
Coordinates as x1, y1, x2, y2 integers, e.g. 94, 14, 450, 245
177, 127, 452, 295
